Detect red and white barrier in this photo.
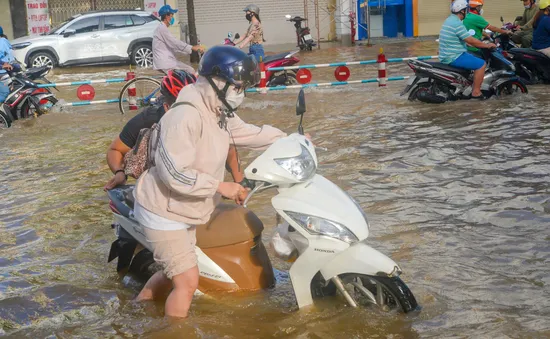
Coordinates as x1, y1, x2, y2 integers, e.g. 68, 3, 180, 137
377, 48, 388, 87
126, 71, 138, 110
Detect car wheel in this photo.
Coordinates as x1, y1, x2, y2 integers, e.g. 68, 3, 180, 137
29, 51, 56, 68
132, 44, 153, 68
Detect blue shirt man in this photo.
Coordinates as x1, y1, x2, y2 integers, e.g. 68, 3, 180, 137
0, 26, 13, 103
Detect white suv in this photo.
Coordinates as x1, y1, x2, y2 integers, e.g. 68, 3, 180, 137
11, 10, 160, 68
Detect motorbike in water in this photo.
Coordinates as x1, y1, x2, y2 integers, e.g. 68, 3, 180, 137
224, 32, 301, 86
1, 70, 58, 122
285, 15, 316, 51
401, 47, 528, 104
107, 90, 419, 313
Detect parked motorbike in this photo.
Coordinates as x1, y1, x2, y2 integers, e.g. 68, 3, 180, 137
2, 71, 58, 121
107, 90, 419, 313
401, 47, 528, 103
285, 15, 316, 51
224, 32, 301, 86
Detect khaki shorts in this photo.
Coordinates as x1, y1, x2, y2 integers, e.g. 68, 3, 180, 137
144, 227, 197, 279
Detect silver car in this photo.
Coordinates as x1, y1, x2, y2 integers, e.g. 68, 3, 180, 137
11, 10, 160, 68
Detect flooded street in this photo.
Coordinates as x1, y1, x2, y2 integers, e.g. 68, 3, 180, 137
1, 41, 550, 338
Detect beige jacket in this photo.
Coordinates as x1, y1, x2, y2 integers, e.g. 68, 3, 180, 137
134, 77, 286, 225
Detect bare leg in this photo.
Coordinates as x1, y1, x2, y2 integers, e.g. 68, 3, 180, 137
164, 265, 199, 318
472, 63, 486, 97
135, 271, 173, 301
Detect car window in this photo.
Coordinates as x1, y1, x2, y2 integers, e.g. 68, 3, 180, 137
130, 15, 146, 26
145, 15, 159, 23
104, 15, 133, 30
66, 17, 100, 34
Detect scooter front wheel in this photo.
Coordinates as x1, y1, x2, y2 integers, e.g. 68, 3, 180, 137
340, 274, 419, 313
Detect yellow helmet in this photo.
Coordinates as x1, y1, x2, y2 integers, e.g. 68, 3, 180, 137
540, 0, 550, 10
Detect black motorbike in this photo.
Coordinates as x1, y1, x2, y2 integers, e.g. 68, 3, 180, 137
1, 71, 58, 125
401, 48, 528, 104
286, 15, 316, 51
504, 48, 550, 84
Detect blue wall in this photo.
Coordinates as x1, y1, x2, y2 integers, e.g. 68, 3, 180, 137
357, 0, 413, 39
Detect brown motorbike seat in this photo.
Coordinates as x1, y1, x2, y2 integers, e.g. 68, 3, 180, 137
196, 204, 264, 249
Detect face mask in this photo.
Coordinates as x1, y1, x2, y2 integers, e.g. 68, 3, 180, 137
169, 17, 175, 25
479, 9, 484, 15
246, 13, 253, 21
225, 87, 245, 110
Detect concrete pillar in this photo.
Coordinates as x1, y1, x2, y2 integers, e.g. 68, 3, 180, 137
336, 0, 353, 46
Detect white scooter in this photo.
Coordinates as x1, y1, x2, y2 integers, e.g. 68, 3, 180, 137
107, 90, 418, 313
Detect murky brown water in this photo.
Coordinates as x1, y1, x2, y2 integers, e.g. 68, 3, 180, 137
1, 41, 550, 338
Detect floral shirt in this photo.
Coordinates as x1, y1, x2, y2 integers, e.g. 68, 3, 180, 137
246, 22, 264, 45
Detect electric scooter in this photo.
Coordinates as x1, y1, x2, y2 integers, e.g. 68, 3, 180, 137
107, 90, 419, 313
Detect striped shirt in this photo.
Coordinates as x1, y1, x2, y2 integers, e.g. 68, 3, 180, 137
439, 15, 471, 64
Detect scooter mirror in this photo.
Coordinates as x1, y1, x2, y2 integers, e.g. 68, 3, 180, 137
500, 16, 504, 23
468, 29, 475, 36
228, 32, 233, 38
296, 89, 306, 116
285, 14, 292, 19
235, 33, 240, 39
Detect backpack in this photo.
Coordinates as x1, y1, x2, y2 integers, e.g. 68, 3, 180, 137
123, 102, 196, 179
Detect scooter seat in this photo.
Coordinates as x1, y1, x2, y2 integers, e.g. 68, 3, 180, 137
263, 52, 291, 63
24, 66, 49, 78
509, 48, 550, 61
426, 62, 472, 75
196, 204, 264, 249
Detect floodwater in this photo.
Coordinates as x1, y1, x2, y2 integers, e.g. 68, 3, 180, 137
1, 41, 550, 338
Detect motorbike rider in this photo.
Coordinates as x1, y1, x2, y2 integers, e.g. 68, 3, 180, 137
532, 0, 550, 58
0, 26, 13, 103
152, 5, 204, 75
511, 0, 539, 47
132, 45, 288, 318
233, 4, 265, 62
439, 0, 496, 99
104, 70, 247, 190
463, 0, 512, 55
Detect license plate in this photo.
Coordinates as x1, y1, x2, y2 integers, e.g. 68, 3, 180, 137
406, 77, 415, 85
304, 34, 313, 41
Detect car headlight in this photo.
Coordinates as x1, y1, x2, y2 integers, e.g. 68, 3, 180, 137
285, 211, 358, 243
12, 42, 32, 50
274, 144, 316, 181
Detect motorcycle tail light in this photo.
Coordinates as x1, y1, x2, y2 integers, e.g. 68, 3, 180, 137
408, 63, 416, 71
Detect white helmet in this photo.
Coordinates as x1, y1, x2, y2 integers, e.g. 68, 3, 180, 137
451, 0, 469, 13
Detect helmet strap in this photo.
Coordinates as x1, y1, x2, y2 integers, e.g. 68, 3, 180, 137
206, 76, 236, 120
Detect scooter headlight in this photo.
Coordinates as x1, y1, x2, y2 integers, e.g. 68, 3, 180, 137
274, 144, 316, 181
285, 211, 358, 243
